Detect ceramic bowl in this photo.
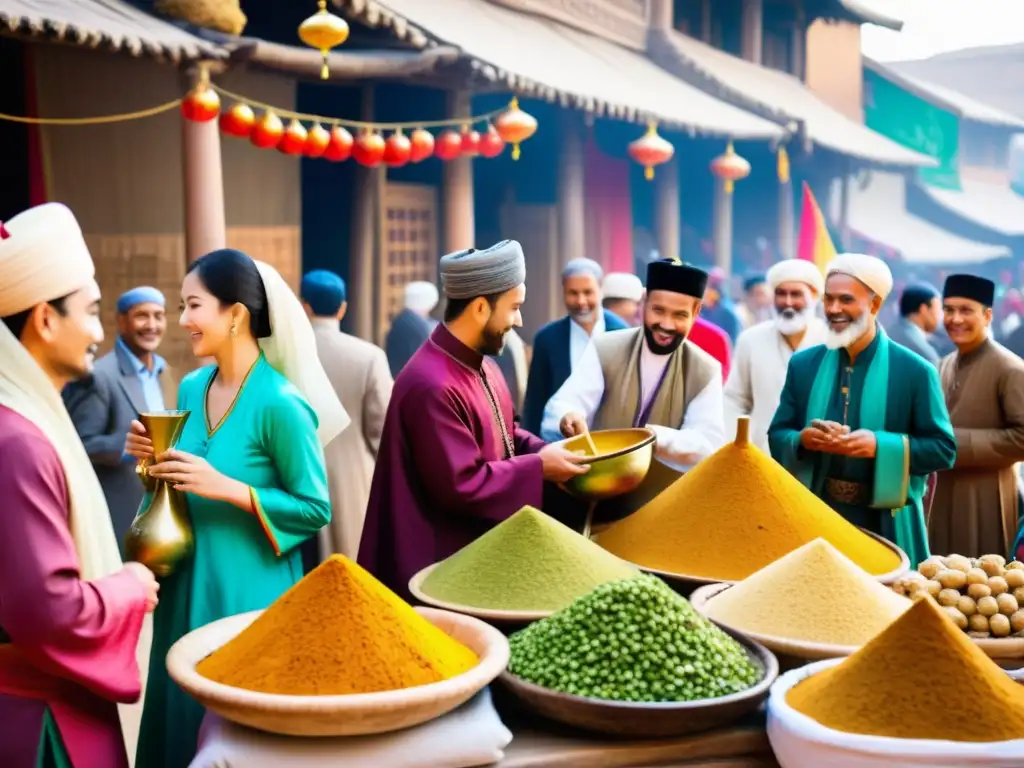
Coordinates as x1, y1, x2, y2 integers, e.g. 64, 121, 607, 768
555, 427, 656, 501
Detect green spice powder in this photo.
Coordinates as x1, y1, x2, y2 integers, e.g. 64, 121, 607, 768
508, 575, 762, 702
421, 506, 638, 611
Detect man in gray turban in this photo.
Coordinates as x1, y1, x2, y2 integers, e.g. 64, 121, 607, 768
359, 239, 589, 598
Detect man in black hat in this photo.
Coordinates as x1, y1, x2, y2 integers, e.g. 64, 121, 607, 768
931, 273, 1024, 559
542, 259, 725, 484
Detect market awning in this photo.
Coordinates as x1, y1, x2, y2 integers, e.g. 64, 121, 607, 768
0, 0, 225, 62
916, 179, 1024, 237
332, 0, 783, 140
846, 173, 1010, 264
648, 29, 934, 169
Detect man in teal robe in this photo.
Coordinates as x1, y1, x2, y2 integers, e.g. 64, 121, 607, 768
769, 253, 956, 568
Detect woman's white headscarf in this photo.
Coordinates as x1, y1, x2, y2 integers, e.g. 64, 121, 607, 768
254, 261, 349, 446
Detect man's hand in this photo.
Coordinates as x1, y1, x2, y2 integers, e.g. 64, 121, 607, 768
559, 412, 589, 438
538, 444, 590, 483
800, 425, 834, 453
839, 429, 877, 458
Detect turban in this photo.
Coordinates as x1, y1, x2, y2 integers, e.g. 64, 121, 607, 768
944, 273, 995, 307
440, 239, 526, 300
0, 203, 94, 317
300, 270, 346, 316
602, 272, 643, 302
766, 259, 825, 295
561, 257, 603, 283
405, 281, 439, 313
826, 253, 893, 301
116, 286, 165, 314
647, 259, 708, 299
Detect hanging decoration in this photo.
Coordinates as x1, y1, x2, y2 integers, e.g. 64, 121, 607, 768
434, 129, 463, 161
460, 125, 481, 158
323, 125, 353, 162
478, 125, 506, 159
710, 141, 751, 194
409, 127, 435, 163
494, 97, 537, 160
181, 68, 220, 123
352, 130, 386, 167
251, 111, 284, 149
298, 0, 350, 80
278, 119, 309, 155
303, 123, 331, 158
383, 129, 412, 168
777, 145, 790, 184
220, 103, 255, 138
628, 122, 674, 181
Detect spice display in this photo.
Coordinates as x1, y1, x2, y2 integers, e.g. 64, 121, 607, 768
705, 538, 911, 646
507, 575, 761, 702
197, 555, 478, 695
595, 436, 900, 581
787, 595, 1024, 742
892, 554, 1024, 638
420, 505, 638, 611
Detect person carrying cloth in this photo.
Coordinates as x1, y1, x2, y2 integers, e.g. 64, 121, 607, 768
768, 253, 957, 567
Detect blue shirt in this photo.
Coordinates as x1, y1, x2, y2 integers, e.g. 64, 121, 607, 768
117, 337, 167, 412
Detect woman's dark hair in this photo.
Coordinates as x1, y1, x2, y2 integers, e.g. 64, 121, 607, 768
187, 249, 272, 338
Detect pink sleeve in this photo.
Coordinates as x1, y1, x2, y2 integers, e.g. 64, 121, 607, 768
0, 429, 147, 704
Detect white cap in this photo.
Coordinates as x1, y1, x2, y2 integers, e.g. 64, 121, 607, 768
766, 259, 825, 295
826, 253, 894, 301
405, 281, 439, 313
602, 272, 644, 302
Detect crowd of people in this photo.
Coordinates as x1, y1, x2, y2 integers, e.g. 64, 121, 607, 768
2, 198, 1024, 767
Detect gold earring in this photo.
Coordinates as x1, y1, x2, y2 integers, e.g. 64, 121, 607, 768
230, 322, 237, 337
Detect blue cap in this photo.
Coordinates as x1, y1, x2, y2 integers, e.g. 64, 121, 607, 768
116, 286, 165, 314
301, 270, 347, 316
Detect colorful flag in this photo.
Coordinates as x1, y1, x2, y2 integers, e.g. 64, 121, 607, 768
796, 181, 838, 274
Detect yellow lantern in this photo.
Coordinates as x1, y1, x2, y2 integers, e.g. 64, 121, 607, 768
299, 0, 350, 80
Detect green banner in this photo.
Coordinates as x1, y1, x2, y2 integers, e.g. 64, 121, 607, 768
863, 68, 961, 190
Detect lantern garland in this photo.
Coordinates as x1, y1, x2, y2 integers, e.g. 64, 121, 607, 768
710, 141, 751, 194
627, 122, 674, 181
179, 82, 538, 167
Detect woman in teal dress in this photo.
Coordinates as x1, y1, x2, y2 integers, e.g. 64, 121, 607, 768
126, 249, 349, 768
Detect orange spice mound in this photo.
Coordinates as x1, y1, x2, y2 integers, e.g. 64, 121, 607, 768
595, 437, 900, 581
196, 555, 478, 695
787, 596, 1024, 742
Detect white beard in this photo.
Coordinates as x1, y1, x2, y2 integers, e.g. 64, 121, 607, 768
773, 303, 816, 336
825, 313, 870, 350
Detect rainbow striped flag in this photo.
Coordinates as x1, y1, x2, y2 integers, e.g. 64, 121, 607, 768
796, 181, 838, 274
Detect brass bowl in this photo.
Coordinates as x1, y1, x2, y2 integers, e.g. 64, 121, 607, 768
555, 427, 656, 502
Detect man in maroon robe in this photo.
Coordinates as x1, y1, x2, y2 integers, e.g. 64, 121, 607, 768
0, 203, 158, 768
358, 240, 590, 597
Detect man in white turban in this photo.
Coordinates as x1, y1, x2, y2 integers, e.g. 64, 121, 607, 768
769, 253, 955, 569
0, 203, 159, 767
385, 280, 439, 377
724, 259, 828, 452
601, 272, 644, 326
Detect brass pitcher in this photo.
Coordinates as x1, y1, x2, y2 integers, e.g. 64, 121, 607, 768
124, 410, 194, 578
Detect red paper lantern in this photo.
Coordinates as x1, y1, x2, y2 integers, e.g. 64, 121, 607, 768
460, 126, 480, 158
709, 141, 750, 194
494, 96, 537, 160
434, 129, 462, 161
181, 85, 220, 123
303, 123, 331, 158
250, 111, 284, 149
409, 128, 434, 163
477, 125, 505, 159
219, 103, 254, 138
628, 122, 674, 181
383, 130, 412, 167
278, 119, 308, 155
323, 125, 353, 162
352, 130, 385, 167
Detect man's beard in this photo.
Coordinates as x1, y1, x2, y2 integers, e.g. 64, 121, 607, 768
643, 325, 684, 356
773, 303, 815, 336
570, 307, 596, 325
825, 313, 869, 350
480, 324, 510, 356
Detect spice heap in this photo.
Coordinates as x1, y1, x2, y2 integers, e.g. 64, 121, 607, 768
508, 575, 761, 702
197, 555, 478, 695
892, 553, 1024, 639
421, 505, 638, 611
596, 423, 900, 581
705, 538, 911, 646
787, 595, 1024, 742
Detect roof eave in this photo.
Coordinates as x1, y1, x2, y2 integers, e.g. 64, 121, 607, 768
834, 0, 904, 31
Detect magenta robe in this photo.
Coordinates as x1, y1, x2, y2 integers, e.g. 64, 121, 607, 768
0, 405, 147, 768
358, 325, 547, 597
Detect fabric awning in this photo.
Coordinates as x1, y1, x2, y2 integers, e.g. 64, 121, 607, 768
917, 180, 1024, 237
0, 0, 225, 62
847, 173, 1010, 264
333, 0, 783, 140
648, 29, 934, 169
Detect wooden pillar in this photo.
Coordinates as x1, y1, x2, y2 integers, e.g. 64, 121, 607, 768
655, 155, 680, 263
778, 178, 795, 259
557, 112, 586, 265
649, 0, 673, 29
182, 70, 226, 264
712, 179, 733, 276
349, 87, 381, 342
700, 0, 712, 43
741, 0, 763, 65
442, 90, 475, 253
838, 164, 852, 250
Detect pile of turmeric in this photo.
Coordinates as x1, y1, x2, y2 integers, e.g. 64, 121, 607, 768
787, 595, 1024, 742
196, 555, 479, 695
595, 423, 901, 581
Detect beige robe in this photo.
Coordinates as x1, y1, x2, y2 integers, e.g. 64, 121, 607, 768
932, 339, 1024, 558
311, 319, 393, 560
